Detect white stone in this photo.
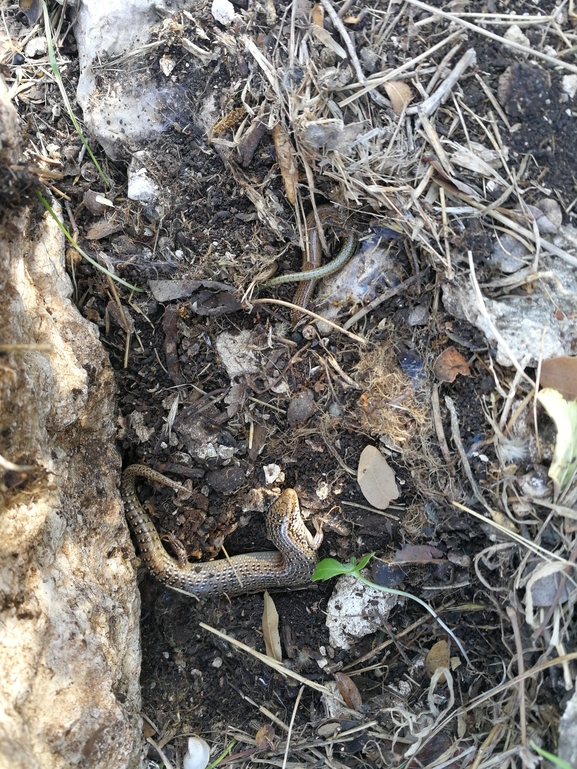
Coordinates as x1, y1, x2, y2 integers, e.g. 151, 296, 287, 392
442, 258, 577, 367
325, 574, 401, 650
211, 0, 236, 26
504, 24, 530, 48
24, 36, 47, 57
562, 74, 577, 99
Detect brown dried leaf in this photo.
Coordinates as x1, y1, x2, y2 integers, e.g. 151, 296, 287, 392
106, 300, 135, 334
393, 544, 444, 563
540, 356, 577, 401
357, 445, 399, 510
430, 162, 482, 200
310, 24, 347, 58
433, 346, 470, 382
311, 3, 324, 26
425, 640, 450, 681
383, 80, 412, 114
262, 591, 282, 661
334, 672, 363, 711
254, 724, 275, 749
272, 124, 298, 205
85, 219, 123, 240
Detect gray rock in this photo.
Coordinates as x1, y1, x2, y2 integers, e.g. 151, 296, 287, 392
287, 389, 316, 427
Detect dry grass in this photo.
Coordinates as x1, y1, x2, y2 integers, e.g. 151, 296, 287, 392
4, 0, 577, 766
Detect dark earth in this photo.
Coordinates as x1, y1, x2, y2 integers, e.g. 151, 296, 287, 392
3, 0, 576, 765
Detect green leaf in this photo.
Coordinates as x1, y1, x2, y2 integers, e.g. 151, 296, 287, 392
312, 558, 351, 581
530, 741, 573, 769
312, 554, 375, 581
40, 0, 109, 188
356, 553, 374, 570
537, 388, 577, 499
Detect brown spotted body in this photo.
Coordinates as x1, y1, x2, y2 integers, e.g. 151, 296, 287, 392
121, 465, 323, 599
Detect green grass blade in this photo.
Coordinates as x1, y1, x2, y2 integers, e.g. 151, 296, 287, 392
530, 742, 573, 769
40, 0, 110, 188
37, 191, 143, 292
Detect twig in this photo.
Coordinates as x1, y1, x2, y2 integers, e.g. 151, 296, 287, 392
455, 502, 577, 568
338, 30, 464, 107
405, 0, 577, 75
410, 48, 477, 117
506, 606, 527, 749
445, 396, 490, 511
146, 737, 174, 769
199, 623, 334, 696
318, 0, 389, 109
343, 269, 429, 329
431, 385, 453, 468
251, 298, 366, 344
0, 454, 35, 472
281, 686, 304, 769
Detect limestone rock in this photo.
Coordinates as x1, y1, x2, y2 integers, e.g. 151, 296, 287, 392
0, 77, 143, 769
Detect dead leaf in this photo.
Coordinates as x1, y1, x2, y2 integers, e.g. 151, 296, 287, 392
383, 81, 412, 114
272, 124, 297, 205
311, 3, 324, 26
106, 300, 135, 334
425, 640, 450, 681
255, 724, 275, 749
540, 356, 577, 401
430, 161, 482, 200
149, 279, 236, 302
357, 445, 399, 510
310, 24, 347, 58
85, 219, 123, 240
141, 720, 156, 738
236, 118, 268, 167
433, 346, 470, 382
334, 672, 363, 710
262, 591, 282, 661
393, 544, 444, 563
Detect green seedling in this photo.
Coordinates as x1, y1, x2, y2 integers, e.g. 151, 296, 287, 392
313, 554, 470, 665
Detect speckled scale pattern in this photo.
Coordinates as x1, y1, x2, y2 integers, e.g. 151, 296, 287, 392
121, 465, 322, 599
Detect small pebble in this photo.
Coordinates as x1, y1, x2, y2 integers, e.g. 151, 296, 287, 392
24, 36, 47, 58
211, 0, 236, 25
328, 402, 343, 417
490, 233, 529, 273
302, 324, 316, 340
407, 304, 429, 326
286, 389, 315, 426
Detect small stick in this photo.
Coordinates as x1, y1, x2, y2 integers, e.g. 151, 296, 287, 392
506, 606, 527, 749
445, 396, 490, 512
410, 48, 477, 117
431, 384, 453, 468
281, 686, 304, 769
344, 269, 429, 329
405, 0, 577, 75
251, 298, 366, 344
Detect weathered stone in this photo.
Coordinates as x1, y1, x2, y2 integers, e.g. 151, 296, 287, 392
0, 76, 142, 769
